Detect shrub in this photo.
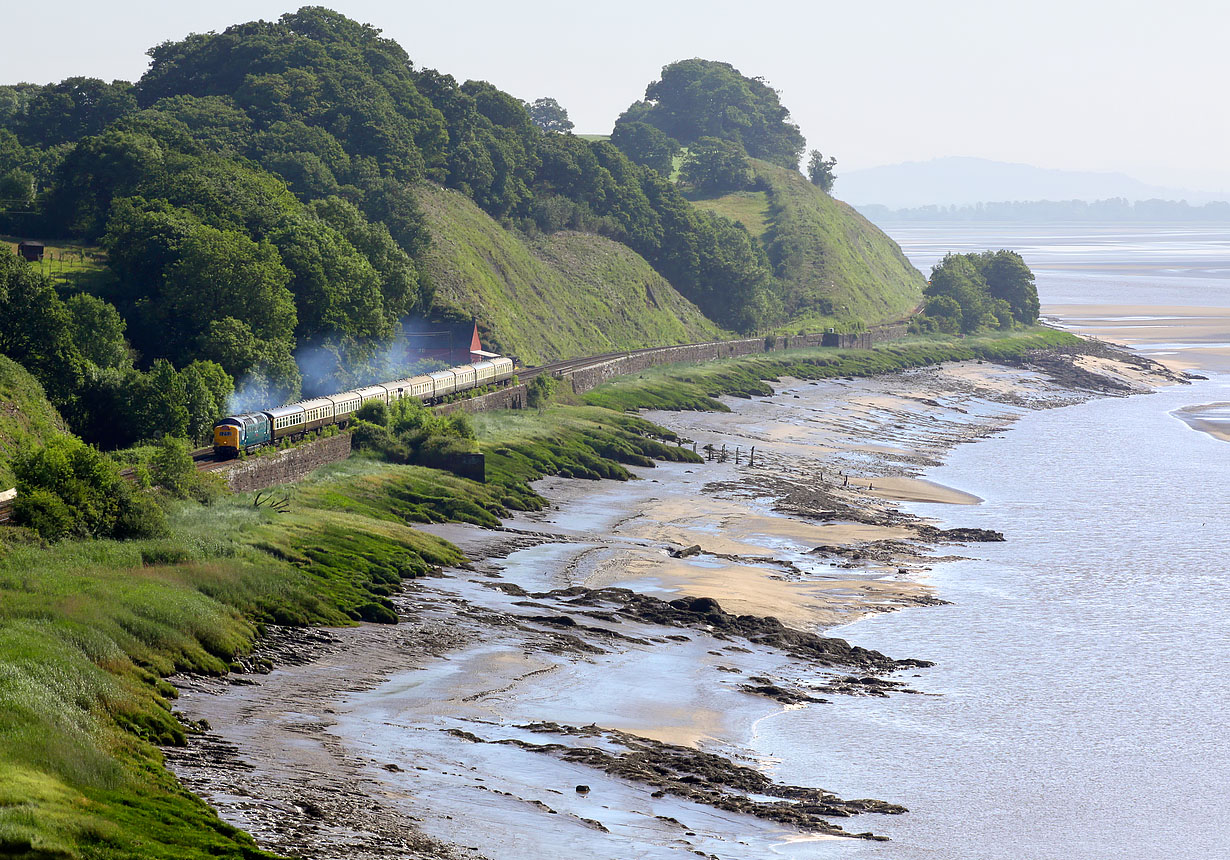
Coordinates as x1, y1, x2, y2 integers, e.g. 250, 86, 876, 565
12, 435, 168, 541
355, 400, 389, 426
151, 435, 196, 497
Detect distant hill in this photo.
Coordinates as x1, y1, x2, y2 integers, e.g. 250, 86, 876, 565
839, 157, 1230, 208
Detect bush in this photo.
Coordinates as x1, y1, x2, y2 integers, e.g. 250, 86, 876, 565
13, 487, 76, 542
12, 435, 168, 541
355, 400, 389, 426
151, 435, 196, 497
527, 375, 558, 410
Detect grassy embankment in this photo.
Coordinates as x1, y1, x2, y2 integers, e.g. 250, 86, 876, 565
415, 184, 725, 365
0, 356, 67, 490
687, 160, 926, 333
0, 401, 697, 858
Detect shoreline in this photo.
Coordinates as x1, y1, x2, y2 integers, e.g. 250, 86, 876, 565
164, 345, 1180, 858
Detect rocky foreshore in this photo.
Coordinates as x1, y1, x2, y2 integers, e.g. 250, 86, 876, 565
164, 345, 1178, 859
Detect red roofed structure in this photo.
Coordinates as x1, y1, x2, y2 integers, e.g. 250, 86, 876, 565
404, 319, 487, 365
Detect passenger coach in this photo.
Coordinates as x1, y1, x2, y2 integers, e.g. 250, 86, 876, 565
212, 356, 515, 457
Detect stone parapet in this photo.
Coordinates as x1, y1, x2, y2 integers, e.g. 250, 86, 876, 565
221, 432, 353, 493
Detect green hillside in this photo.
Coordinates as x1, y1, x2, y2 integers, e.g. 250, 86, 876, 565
756, 161, 925, 330
0, 355, 66, 489
685, 161, 925, 332
416, 184, 725, 364
688, 189, 772, 238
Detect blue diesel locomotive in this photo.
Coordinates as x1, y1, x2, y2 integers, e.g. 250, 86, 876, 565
212, 356, 515, 458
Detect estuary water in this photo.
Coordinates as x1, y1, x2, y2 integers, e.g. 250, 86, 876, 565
761, 223, 1230, 859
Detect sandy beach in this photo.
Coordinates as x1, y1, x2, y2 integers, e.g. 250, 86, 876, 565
164, 345, 1180, 859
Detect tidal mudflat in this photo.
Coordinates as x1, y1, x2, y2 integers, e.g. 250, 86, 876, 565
164, 346, 1176, 859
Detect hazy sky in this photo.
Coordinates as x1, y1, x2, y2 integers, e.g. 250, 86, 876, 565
4, 0, 1227, 188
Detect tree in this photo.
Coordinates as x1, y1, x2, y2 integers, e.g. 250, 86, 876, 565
0, 168, 34, 208
609, 121, 679, 176
978, 250, 1039, 324
65, 293, 130, 369
180, 360, 233, 442
924, 294, 962, 334
925, 254, 989, 333
0, 253, 85, 406
527, 97, 573, 133
923, 251, 1039, 333
806, 150, 837, 193
616, 59, 805, 169
150, 434, 196, 497
680, 137, 754, 194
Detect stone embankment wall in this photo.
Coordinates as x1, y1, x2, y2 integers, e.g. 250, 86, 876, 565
221, 432, 352, 493
435, 384, 527, 415
565, 338, 764, 394
562, 323, 910, 395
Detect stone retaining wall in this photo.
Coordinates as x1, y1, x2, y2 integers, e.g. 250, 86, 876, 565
565, 338, 764, 394
434, 384, 527, 415
221, 432, 353, 493
562, 323, 909, 394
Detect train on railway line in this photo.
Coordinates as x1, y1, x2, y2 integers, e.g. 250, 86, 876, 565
212, 356, 516, 458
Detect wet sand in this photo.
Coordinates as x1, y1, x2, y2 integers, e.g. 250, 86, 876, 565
164, 345, 1179, 859
1044, 304, 1230, 372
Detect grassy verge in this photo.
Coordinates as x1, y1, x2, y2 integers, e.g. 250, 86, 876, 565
0, 406, 696, 858
415, 184, 724, 364
584, 328, 1083, 412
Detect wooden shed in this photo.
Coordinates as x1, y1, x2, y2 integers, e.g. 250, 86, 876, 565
16, 241, 44, 262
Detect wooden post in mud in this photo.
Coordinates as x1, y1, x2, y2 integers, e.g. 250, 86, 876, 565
749, 446, 755, 467
721, 444, 727, 463
735, 447, 741, 464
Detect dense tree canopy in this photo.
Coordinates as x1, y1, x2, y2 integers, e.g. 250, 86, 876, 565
921, 251, 1039, 333
680, 137, 754, 193
609, 120, 679, 176
615, 59, 806, 169
0, 7, 806, 455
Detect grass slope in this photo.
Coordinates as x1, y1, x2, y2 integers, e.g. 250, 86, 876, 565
0, 355, 67, 489
685, 162, 927, 333
756, 160, 926, 329
687, 190, 772, 238
415, 184, 725, 365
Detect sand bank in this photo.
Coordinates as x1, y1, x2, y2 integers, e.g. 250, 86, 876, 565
1045, 303, 1230, 373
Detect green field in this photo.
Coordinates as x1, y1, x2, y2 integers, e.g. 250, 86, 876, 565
2, 236, 110, 296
